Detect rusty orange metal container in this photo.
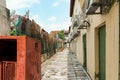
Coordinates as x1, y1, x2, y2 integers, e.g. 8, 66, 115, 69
0, 36, 41, 80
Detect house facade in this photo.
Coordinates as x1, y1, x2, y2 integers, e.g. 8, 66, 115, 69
69, 0, 119, 80
0, 0, 6, 7
0, 0, 10, 35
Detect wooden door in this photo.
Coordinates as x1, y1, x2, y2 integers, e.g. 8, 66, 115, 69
83, 34, 87, 70
98, 25, 106, 80
2, 61, 16, 80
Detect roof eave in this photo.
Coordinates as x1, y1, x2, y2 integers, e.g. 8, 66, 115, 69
70, 0, 75, 17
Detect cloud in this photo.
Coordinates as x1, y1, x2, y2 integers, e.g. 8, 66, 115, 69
52, 0, 69, 7
6, 0, 40, 10
53, 2, 59, 7
47, 21, 70, 33
33, 19, 70, 33
27, 16, 70, 33
30, 14, 45, 29
48, 16, 57, 22
30, 15, 45, 28
59, 0, 70, 3
31, 15, 39, 20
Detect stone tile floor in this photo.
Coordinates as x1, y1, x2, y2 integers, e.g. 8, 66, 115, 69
41, 48, 91, 80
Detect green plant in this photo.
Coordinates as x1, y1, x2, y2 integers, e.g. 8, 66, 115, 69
103, 0, 118, 14
10, 28, 17, 35
57, 30, 65, 40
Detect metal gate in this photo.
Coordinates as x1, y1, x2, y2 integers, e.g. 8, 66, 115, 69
0, 61, 16, 80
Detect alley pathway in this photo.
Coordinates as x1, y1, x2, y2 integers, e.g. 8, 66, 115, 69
41, 48, 91, 80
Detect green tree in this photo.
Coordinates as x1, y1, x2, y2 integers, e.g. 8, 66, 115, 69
57, 30, 65, 40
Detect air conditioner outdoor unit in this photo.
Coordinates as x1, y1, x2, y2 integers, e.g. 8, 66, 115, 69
72, 15, 80, 27
86, 0, 102, 15
72, 18, 78, 27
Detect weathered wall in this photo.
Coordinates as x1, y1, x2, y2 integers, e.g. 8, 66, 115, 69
0, 36, 41, 80
73, 0, 81, 16
16, 36, 26, 80
86, 3, 119, 80
0, 0, 6, 7
26, 37, 41, 80
70, 0, 119, 80
75, 35, 83, 64
0, 36, 26, 80
0, 5, 10, 35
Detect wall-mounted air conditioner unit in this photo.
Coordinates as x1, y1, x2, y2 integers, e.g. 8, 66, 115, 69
86, 0, 102, 15
82, 0, 90, 13
72, 15, 80, 28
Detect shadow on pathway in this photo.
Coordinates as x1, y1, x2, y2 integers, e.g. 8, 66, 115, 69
67, 50, 91, 80
41, 48, 91, 80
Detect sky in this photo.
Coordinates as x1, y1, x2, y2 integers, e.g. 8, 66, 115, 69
6, 0, 71, 33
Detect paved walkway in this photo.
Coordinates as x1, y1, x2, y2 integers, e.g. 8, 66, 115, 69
41, 48, 91, 80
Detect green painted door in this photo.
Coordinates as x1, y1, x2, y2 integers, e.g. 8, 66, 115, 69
119, 59, 120, 80
119, 3, 120, 79
83, 34, 87, 70
119, 22, 120, 80
98, 25, 106, 80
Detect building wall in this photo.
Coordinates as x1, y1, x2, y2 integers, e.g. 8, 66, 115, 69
69, 0, 81, 53
70, 0, 119, 80
0, 2, 10, 35
72, 0, 81, 18
86, 2, 119, 80
76, 34, 83, 64
70, 0, 86, 65
26, 37, 41, 80
0, 0, 6, 7
0, 36, 41, 80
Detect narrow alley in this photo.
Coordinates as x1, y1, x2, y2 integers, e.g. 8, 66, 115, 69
0, 0, 119, 80
42, 48, 91, 80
